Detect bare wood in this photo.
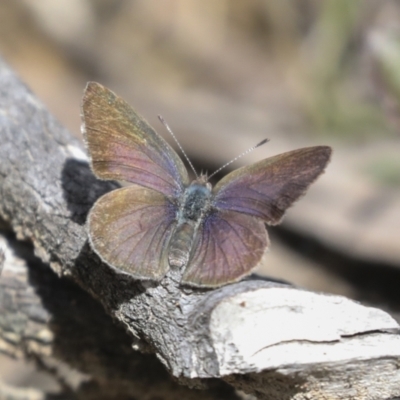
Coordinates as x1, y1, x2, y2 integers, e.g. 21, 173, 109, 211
0, 58, 399, 399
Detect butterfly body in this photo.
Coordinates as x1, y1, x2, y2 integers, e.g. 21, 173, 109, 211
169, 179, 212, 268
82, 82, 332, 288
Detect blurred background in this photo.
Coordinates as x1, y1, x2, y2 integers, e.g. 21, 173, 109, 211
1, 0, 400, 395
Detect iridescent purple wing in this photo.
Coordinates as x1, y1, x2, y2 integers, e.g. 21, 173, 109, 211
88, 185, 176, 280
181, 210, 268, 287
213, 146, 332, 224
82, 82, 189, 198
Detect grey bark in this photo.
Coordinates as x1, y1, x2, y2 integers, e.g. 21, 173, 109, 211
0, 57, 400, 400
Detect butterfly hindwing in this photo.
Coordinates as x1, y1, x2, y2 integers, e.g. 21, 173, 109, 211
213, 146, 331, 225
88, 185, 176, 280
181, 210, 268, 287
82, 82, 189, 198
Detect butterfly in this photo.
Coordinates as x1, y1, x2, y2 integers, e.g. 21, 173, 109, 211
82, 82, 331, 288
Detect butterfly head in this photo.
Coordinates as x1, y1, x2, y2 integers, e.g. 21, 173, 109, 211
192, 174, 212, 191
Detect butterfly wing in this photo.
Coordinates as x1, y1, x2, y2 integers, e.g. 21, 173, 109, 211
181, 210, 268, 287
82, 82, 189, 198
88, 185, 176, 280
181, 146, 331, 287
213, 146, 332, 224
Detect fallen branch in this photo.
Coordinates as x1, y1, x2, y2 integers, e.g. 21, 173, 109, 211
0, 57, 399, 400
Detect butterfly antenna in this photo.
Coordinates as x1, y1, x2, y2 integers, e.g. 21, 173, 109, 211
158, 115, 198, 178
207, 138, 269, 180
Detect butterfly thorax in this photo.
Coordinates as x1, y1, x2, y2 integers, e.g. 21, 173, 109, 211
168, 180, 212, 269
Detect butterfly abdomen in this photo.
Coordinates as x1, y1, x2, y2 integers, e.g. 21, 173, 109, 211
168, 222, 195, 268
168, 181, 212, 269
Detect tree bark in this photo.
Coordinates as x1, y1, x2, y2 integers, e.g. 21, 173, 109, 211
0, 57, 400, 400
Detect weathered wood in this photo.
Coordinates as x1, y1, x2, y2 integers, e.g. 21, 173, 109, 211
0, 57, 400, 399
0, 233, 238, 399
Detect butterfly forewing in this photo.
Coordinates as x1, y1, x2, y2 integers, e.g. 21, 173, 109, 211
82, 82, 189, 198
213, 146, 331, 225
181, 210, 268, 287
88, 185, 176, 280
